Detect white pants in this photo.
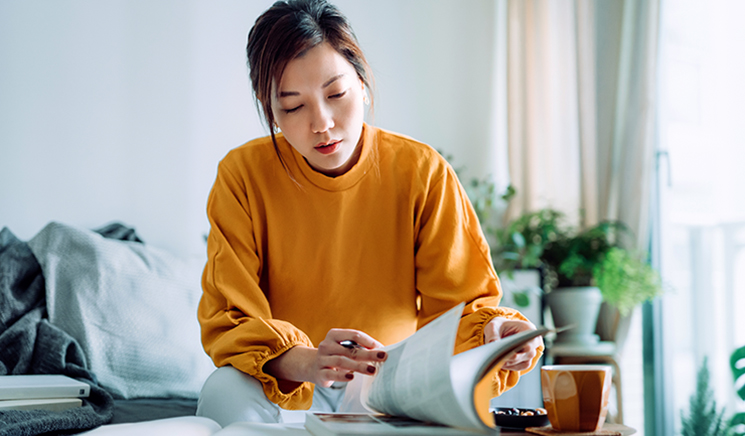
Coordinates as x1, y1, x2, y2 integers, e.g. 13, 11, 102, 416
196, 366, 346, 428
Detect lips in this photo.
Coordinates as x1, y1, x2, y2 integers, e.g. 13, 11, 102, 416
314, 140, 341, 155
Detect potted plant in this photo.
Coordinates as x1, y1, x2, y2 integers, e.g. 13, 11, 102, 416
439, 154, 663, 327
681, 357, 729, 436
492, 208, 663, 345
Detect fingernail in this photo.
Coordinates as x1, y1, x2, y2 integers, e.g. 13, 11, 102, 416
345, 373, 354, 380
377, 351, 386, 359
367, 365, 376, 374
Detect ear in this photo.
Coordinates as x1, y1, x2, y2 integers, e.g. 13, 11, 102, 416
360, 79, 369, 105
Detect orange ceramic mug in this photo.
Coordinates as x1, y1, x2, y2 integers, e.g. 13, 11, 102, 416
540, 364, 612, 432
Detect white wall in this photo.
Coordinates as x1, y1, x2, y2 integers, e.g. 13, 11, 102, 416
0, 0, 499, 255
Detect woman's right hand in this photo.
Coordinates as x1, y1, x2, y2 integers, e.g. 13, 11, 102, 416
263, 328, 388, 388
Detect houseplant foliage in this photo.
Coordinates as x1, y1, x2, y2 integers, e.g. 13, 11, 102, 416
680, 357, 729, 436
491, 209, 563, 276
441, 152, 662, 313
492, 208, 663, 316
592, 246, 664, 316
731, 344, 745, 435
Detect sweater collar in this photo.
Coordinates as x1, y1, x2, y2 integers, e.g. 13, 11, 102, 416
281, 123, 377, 192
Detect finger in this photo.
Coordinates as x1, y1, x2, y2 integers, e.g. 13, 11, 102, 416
502, 360, 533, 372
517, 337, 543, 353
347, 332, 385, 350
326, 329, 366, 345
339, 342, 362, 358
326, 329, 385, 349
500, 322, 532, 338
320, 353, 355, 369
320, 354, 377, 374
504, 349, 536, 370
324, 331, 387, 362
503, 350, 537, 371
322, 339, 387, 362
325, 328, 356, 344
342, 346, 386, 363
317, 368, 356, 385
502, 357, 531, 371
355, 362, 379, 376
512, 345, 538, 360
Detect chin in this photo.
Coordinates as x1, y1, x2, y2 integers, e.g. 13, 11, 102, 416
325, 155, 350, 169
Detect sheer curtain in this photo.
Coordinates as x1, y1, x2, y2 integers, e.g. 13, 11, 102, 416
502, 0, 660, 251
495, 1, 661, 433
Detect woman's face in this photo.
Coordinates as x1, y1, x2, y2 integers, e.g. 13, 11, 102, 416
271, 41, 365, 177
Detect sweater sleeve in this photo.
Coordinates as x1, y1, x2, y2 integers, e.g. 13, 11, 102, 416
198, 160, 315, 410
414, 164, 543, 397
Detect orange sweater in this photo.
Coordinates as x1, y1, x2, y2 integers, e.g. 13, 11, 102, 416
198, 124, 540, 409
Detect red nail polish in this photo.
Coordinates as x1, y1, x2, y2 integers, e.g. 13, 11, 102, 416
345, 373, 354, 380
367, 365, 375, 374
377, 352, 386, 359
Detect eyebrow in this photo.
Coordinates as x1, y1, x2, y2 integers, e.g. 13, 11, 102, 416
278, 74, 345, 99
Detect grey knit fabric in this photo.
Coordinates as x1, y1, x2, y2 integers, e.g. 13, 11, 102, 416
28, 222, 215, 399
0, 227, 114, 435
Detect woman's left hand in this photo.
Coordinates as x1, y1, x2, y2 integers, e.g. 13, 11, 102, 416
483, 317, 543, 372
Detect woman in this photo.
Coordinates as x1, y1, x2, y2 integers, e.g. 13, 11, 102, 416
197, 0, 543, 426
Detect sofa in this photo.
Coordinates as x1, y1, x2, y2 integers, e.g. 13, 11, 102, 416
0, 221, 218, 435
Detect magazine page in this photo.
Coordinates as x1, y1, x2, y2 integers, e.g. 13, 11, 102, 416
305, 413, 486, 436
359, 303, 488, 430
449, 326, 550, 427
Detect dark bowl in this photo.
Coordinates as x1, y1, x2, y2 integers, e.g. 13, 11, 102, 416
492, 407, 550, 430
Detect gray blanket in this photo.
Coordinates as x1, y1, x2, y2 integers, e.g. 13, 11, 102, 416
0, 227, 114, 436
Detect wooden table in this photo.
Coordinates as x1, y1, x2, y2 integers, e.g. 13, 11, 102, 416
499, 423, 636, 435
211, 420, 636, 435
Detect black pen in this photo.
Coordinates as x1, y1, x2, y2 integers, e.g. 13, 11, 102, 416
339, 340, 359, 349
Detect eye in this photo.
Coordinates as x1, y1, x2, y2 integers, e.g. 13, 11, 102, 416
283, 105, 302, 114
329, 90, 347, 99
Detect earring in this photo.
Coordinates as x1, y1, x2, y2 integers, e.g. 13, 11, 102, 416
363, 93, 370, 106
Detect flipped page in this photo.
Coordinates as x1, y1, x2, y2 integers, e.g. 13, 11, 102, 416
350, 303, 547, 432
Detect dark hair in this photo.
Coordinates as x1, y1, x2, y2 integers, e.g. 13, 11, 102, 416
246, 0, 374, 174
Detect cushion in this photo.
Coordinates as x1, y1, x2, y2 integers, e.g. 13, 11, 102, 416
28, 222, 215, 399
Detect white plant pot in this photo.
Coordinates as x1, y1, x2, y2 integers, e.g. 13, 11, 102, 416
544, 286, 603, 345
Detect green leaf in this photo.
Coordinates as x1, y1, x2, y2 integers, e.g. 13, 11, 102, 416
729, 412, 745, 436
511, 232, 526, 248
593, 247, 663, 316
732, 345, 745, 401
501, 184, 516, 202
559, 253, 585, 280
731, 412, 745, 426
680, 357, 729, 436
730, 412, 745, 436
526, 244, 543, 259
512, 291, 530, 308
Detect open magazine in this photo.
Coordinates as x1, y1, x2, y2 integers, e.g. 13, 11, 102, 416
305, 303, 550, 435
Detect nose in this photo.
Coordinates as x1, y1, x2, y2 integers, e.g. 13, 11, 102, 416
310, 103, 334, 133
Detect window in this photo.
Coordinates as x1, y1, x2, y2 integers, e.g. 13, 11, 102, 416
656, 0, 745, 433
